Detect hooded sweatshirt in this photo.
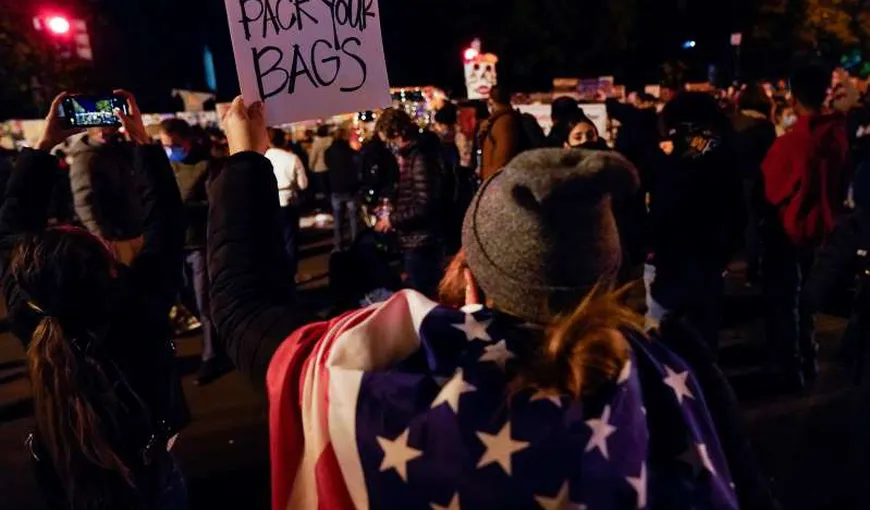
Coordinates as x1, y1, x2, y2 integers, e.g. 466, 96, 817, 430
763, 113, 852, 246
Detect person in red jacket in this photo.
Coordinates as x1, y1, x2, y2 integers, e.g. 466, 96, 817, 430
761, 61, 854, 391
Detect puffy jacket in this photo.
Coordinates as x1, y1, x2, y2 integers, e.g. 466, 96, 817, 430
392, 136, 443, 249
68, 136, 144, 241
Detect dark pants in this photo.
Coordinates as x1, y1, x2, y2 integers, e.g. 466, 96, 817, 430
645, 262, 725, 353
182, 250, 216, 362
280, 205, 300, 279
762, 223, 818, 375
331, 193, 359, 251
403, 244, 443, 299
743, 178, 764, 282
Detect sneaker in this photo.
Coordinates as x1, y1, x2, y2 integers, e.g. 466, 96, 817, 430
194, 357, 232, 386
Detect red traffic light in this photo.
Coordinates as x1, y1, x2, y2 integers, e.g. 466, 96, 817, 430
46, 16, 71, 35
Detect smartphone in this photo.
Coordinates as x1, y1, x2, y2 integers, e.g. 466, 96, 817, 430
58, 94, 129, 128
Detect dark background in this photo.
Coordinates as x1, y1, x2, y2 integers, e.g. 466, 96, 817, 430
0, 0, 840, 118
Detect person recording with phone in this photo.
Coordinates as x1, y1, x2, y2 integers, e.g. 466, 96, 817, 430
0, 91, 190, 510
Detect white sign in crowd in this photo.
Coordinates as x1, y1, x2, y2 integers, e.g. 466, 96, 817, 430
224, 0, 392, 125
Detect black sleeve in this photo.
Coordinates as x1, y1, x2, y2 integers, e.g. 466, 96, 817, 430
126, 145, 186, 305
658, 318, 782, 510
0, 149, 64, 346
208, 152, 306, 389
805, 216, 860, 313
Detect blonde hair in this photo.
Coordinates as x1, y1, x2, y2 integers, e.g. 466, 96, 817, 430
438, 250, 644, 400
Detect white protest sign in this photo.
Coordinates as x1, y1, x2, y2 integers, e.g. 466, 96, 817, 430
224, 0, 391, 125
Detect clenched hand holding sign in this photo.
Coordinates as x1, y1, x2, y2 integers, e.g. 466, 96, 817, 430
225, 0, 391, 125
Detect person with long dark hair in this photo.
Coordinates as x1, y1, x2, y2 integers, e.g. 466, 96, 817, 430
0, 92, 189, 510
204, 97, 780, 509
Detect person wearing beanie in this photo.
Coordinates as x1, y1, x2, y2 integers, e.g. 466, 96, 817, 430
204, 98, 783, 510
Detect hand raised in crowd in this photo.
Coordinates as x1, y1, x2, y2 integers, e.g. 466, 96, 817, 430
221, 96, 268, 156
36, 92, 85, 152
113, 89, 150, 145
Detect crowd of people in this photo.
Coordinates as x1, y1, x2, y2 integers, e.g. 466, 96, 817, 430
0, 55, 868, 509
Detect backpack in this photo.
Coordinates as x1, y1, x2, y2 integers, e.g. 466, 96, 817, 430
516, 111, 547, 151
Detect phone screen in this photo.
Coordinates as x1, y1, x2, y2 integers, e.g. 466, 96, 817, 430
59, 95, 128, 128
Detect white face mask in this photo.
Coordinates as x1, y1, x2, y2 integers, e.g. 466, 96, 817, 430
782, 114, 798, 129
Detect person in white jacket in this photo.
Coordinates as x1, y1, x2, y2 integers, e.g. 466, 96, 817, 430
265, 128, 308, 281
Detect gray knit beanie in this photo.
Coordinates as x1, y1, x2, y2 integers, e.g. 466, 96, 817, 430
462, 148, 639, 323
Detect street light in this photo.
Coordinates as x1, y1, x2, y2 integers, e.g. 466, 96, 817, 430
46, 16, 71, 36
682, 40, 696, 49
464, 47, 479, 62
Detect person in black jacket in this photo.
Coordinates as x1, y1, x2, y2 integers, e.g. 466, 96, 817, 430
646, 93, 744, 353
205, 96, 779, 510
0, 92, 189, 510
325, 127, 360, 251
373, 108, 443, 298
733, 85, 777, 285
160, 118, 228, 385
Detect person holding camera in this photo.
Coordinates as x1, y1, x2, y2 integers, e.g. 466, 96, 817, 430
0, 92, 189, 510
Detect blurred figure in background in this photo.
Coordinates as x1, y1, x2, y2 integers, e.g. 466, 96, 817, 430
325, 127, 360, 252
159, 118, 228, 386
68, 126, 145, 265
478, 86, 521, 180
308, 125, 333, 207
646, 92, 744, 353
266, 128, 308, 279
762, 61, 854, 391
733, 84, 777, 286
546, 96, 580, 148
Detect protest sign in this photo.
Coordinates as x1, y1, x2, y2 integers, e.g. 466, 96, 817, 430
223, 0, 392, 125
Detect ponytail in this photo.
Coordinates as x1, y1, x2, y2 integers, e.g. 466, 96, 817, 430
512, 283, 645, 400
27, 316, 134, 505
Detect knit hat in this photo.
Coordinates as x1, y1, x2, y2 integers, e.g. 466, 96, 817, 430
462, 148, 639, 323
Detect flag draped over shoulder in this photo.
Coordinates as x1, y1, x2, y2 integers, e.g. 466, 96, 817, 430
266, 290, 739, 510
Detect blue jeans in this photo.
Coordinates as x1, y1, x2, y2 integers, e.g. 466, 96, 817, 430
280, 205, 300, 279
404, 245, 444, 299
331, 193, 359, 250
183, 250, 216, 362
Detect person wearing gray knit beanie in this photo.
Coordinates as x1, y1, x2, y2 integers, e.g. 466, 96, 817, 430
462, 148, 640, 322
207, 103, 762, 510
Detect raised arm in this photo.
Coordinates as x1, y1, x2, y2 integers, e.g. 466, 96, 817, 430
208, 98, 305, 389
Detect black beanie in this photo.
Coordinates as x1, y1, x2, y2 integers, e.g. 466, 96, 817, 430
462, 148, 639, 323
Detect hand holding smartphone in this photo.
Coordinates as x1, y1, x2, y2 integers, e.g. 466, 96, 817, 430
58, 94, 129, 128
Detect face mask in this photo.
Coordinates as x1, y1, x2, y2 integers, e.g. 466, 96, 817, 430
570, 140, 609, 151
782, 114, 798, 129
165, 145, 188, 163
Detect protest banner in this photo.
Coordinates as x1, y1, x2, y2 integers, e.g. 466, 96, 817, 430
223, 0, 392, 125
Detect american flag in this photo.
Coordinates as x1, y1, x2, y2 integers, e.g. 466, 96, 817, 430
266, 290, 739, 510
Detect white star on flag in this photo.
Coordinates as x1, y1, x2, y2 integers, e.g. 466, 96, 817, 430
479, 340, 516, 371
584, 405, 617, 459
431, 492, 460, 510
476, 421, 529, 475
452, 314, 492, 342
617, 358, 632, 384
663, 366, 694, 405
626, 462, 648, 509
376, 428, 422, 482
530, 390, 563, 407
535, 481, 572, 510
431, 369, 477, 413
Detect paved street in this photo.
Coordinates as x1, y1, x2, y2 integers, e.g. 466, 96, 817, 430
1, 233, 869, 509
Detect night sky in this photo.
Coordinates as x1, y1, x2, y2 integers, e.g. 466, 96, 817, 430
21, 0, 760, 113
